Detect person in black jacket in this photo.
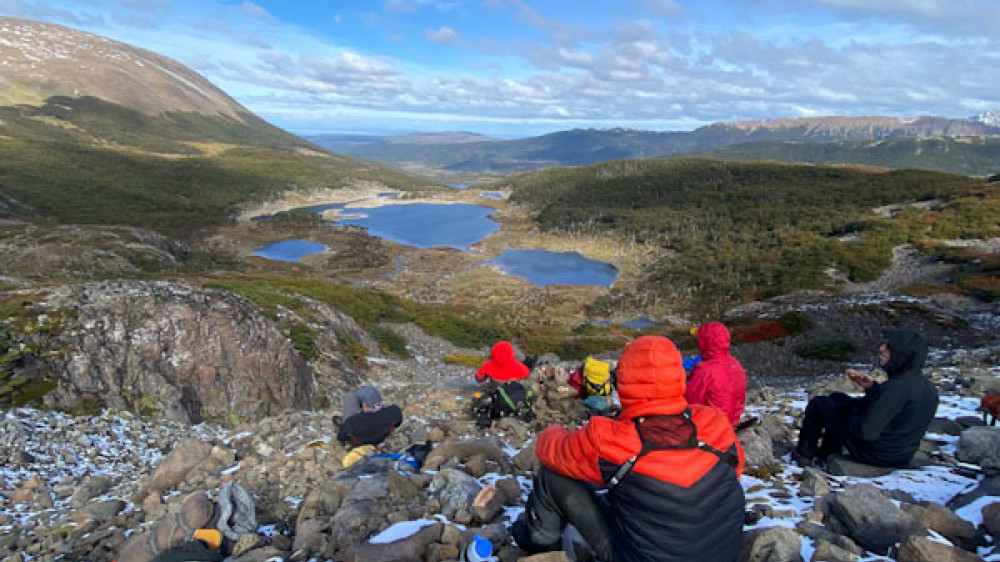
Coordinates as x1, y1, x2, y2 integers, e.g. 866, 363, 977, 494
336, 385, 403, 448
795, 330, 939, 468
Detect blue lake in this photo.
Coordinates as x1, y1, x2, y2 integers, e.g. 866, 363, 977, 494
447, 183, 469, 189
253, 239, 327, 262
480, 191, 504, 200
337, 203, 499, 250
489, 249, 618, 287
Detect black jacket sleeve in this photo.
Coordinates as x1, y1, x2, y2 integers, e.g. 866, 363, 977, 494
851, 381, 907, 442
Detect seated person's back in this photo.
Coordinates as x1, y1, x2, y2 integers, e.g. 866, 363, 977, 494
337, 385, 402, 447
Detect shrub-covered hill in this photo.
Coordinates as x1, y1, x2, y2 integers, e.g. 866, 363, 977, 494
0, 97, 427, 233
505, 158, 998, 315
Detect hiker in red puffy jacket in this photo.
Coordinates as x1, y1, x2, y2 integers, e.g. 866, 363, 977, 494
476, 341, 530, 383
685, 322, 747, 427
511, 335, 745, 562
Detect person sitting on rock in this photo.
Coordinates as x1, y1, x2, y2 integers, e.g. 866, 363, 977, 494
336, 385, 402, 449
510, 335, 745, 562
685, 321, 747, 427
475, 341, 530, 384
794, 330, 939, 468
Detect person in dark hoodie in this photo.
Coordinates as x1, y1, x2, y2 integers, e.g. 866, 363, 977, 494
511, 336, 744, 562
795, 330, 939, 468
336, 385, 403, 448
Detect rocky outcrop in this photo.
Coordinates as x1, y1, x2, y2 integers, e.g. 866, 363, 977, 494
0, 225, 190, 281
40, 280, 315, 423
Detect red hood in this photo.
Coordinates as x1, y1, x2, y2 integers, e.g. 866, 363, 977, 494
616, 336, 688, 419
475, 341, 530, 382
697, 321, 731, 361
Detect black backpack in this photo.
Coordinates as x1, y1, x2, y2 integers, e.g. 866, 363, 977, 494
489, 381, 535, 422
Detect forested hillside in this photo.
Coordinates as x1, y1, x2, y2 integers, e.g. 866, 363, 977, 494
507, 159, 998, 313
0, 97, 426, 233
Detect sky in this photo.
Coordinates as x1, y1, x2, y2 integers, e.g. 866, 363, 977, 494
1, 0, 999, 137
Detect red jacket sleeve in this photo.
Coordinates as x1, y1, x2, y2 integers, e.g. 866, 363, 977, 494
535, 422, 604, 484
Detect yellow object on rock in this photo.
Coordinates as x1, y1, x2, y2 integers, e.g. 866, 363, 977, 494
342, 444, 377, 468
192, 529, 221, 550
583, 357, 612, 396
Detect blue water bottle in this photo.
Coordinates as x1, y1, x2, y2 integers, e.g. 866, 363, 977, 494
461, 534, 498, 562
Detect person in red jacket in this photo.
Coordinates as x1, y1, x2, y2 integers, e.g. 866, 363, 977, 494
685, 321, 747, 426
476, 341, 530, 383
511, 335, 745, 562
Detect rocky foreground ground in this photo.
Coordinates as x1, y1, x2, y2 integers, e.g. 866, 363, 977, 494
3, 333, 1000, 562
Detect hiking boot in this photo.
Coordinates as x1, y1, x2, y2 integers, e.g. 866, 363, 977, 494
793, 451, 814, 468
510, 515, 559, 554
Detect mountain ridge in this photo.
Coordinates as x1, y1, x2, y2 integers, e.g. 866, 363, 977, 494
315, 116, 1000, 178
0, 17, 247, 119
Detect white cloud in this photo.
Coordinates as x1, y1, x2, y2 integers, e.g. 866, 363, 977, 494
426, 26, 460, 44
237, 1, 269, 19
640, 0, 683, 18
807, 0, 1000, 35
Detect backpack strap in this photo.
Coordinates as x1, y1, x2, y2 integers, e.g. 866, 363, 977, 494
606, 417, 649, 490
604, 410, 738, 490
497, 384, 519, 413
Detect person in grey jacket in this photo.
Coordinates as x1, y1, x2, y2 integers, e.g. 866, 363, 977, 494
795, 330, 939, 468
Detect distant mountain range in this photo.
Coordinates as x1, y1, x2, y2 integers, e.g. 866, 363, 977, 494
309, 116, 1000, 177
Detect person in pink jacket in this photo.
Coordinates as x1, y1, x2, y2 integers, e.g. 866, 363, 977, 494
685, 322, 747, 426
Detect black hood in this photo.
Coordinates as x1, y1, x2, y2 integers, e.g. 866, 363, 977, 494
881, 330, 928, 376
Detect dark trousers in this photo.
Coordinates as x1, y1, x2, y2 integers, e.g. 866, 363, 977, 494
523, 466, 614, 562
796, 392, 857, 459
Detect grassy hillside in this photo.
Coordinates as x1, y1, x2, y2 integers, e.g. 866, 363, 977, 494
506, 158, 996, 315
0, 97, 428, 233
690, 138, 1000, 177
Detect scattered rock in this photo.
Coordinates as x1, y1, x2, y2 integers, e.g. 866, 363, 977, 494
825, 455, 896, 478
895, 534, 983, 562
739, 526, 803, 562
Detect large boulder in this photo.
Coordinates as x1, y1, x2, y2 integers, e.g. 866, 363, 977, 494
40, 281, 315, 423
738, 426, 777, 470
957, 426, 1000, 469
827, 484, 925, 555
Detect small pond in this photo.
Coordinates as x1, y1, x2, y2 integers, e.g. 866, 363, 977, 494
489, 249, 618, 287
252, 239, 327, 262
621, 317, 657, 329
480, 191, 504, 200
447, 183, 469, 189
337, 203, 499, 250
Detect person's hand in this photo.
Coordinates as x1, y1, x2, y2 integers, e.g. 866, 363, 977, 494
846, 369, 874, 389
